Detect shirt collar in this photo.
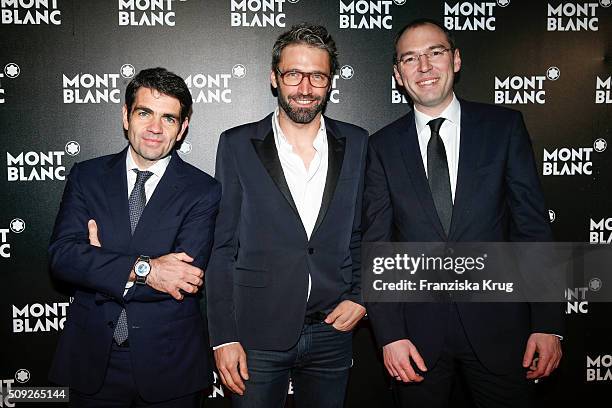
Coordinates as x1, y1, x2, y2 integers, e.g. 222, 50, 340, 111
126, 146, 171, 179
272, 107, 327, 152
414, 93, 461, 134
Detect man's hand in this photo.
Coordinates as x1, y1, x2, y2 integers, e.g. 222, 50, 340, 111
88, 219, 101, 247
148, 253, 203, 300
523, 333, 562, 380
383, 339, 427, 383
214, 343, 249, 395
324, 300, 366, 331
88, 219, 203, 300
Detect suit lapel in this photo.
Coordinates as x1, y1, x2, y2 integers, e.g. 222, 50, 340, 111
311, 121, 346, 236
102, 148, 132, 248
133, 151, 186, 239
397, 111, 447, 240
449, 100, 480, 240
251, 119, 301, 219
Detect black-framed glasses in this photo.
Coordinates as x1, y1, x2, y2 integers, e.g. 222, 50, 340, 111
396, 48, 452, 66
276, 69, 331, 88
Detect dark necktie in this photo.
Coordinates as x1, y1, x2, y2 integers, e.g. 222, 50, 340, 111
427, 118, 453, 236
113, 169, 154, 345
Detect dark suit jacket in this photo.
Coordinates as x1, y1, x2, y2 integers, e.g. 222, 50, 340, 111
206, 113, 368, 350
48, 148, 220, 401
364, 99, 563, 374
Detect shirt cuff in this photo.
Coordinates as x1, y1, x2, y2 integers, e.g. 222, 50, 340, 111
213, 341, 239, 351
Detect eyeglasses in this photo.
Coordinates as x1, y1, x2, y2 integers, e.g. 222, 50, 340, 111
396, 48, 451, 66
276, 69, 331, 88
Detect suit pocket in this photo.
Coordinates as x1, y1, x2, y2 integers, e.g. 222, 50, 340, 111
233, 266, 269, 288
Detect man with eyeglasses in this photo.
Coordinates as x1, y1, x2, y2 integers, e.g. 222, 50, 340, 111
206, 23, 367, 408
364, 19, 563, 407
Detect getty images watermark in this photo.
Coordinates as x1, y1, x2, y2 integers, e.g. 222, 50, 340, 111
362, 242, 611, 303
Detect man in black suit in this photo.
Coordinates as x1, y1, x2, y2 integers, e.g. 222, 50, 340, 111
206, 23, 367, 408
49, 68, 220, 407
364, 19, 563, 407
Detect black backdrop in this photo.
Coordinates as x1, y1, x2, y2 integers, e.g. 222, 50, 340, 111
1, 0, 611, 406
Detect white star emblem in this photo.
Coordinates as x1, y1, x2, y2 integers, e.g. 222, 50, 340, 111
232, 64, 246, 79
546, 67, 560, 81
548, 210, 555, 223
10, 218, 25, 234
393, 0, 406, 5
589, 278, 602, 292
65, 141, 81, 156
340, 65, 354, 80
497, 0, 510, 7
5, 63, 20, 78
178, 141, 192, 154
593, 138, 607, 153
15, 369, 30, 383
600, 0, 611, 8
120, 64, 136, 78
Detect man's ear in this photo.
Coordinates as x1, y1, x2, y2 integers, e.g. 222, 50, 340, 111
122, 104, 129, 131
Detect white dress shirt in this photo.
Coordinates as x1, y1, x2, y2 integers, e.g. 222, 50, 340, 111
414, 93, 461, 202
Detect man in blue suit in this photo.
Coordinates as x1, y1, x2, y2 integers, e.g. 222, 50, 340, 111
48, 67, 220, 407
364, 20, 563, 407
206, 23, 367, 408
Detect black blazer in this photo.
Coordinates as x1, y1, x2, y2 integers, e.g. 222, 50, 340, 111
206, 113, 368, 350
48, 149, 220, 401
364, 99, 563, 374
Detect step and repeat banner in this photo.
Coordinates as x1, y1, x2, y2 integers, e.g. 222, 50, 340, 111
1, 0, 610, 406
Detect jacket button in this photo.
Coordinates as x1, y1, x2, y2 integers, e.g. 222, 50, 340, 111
308, 248, 314, 255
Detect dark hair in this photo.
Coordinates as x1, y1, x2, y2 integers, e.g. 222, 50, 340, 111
124, 67, 192, 122
272, 23, 339, 76
393, 19, 456, 63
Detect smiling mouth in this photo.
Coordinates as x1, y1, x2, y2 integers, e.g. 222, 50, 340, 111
416, 78, 439, 87
142, 137, 162, 144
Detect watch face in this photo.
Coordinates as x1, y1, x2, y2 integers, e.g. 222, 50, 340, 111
135, 261, 150, 277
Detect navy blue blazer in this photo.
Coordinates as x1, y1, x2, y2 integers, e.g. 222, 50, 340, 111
364, 99, 563, 374
48, 148, 220, 401
206, 114, 368, 350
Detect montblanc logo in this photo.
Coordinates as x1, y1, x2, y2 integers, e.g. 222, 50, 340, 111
6, 141, 80, 182
339, 0, 405, 30
0, 218, 25, 259
1, 0, 61, 25
547, 2, 609, 31
185, 64, 246, 104
586, 354, 612, 381
566, 286, 589, 314
118, 0, 186, 26
230, 0, 300, 28
0, 376, 16, 407
391, 75, 408, 104
543, 139, 606, 176
444, 0, 509, 31
595, 75, 612, 103
62, 64, 135, 104
494, 67, 560, 104
12, 302, 69, 333
329, 65, 354, 104
0, 62, 20, 104
590, 217, 612, 244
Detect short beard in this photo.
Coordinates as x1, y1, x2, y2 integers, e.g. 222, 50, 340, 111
277, 89, 326, 124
